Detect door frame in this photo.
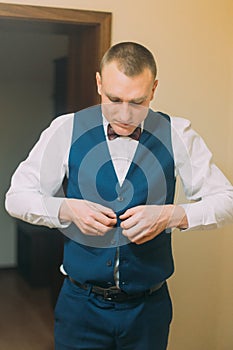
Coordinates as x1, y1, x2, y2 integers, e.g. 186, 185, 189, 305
0, 3, 112, 110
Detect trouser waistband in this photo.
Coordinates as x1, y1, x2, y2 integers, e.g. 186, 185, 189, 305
68, 277, 164, 302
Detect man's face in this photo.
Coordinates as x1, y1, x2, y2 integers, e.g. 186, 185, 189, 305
96, 61, 158, 136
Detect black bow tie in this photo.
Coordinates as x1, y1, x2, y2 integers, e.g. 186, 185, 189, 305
107, 124, 141, 141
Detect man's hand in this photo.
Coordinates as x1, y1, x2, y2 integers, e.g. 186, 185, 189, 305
59, 199, 117, 236
120, 204, 188, 244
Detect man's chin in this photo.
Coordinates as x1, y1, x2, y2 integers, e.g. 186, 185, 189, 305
114, 128, 136, 137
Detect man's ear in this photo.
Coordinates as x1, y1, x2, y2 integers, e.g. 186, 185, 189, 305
96, 72, 102, 95
150, 79, 159, 101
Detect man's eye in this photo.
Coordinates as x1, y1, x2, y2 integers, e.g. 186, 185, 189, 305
132, 101, 143, 105
109, 99, 120, 103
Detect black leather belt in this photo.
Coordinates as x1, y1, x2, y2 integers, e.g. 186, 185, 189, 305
68, 277, 164, 302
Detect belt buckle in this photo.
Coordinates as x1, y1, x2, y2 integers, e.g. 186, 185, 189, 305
103, 289, 113, 301
103, 287, 122, 301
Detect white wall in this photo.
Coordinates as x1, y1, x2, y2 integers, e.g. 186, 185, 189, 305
1, 1, 233, 349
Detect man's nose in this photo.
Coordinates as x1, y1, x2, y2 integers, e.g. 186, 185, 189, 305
117, 102, 132, 122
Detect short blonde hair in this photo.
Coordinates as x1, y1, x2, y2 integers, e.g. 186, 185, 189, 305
100, 42, 157, 79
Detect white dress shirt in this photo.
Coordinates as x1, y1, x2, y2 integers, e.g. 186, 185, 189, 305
5, 112, 233, 232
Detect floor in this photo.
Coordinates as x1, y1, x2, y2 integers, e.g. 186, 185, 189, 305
0, 269, 54, 350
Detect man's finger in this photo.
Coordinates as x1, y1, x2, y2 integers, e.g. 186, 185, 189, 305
89, 201, 117, 218
119, 207, 138, 220
94, 210, 117, 227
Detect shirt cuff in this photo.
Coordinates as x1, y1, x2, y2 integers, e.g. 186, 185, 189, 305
42, 196, 71, 229
179, 202, 218, 231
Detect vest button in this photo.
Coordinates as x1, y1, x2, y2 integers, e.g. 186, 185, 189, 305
106, 260, 112, 267
121, 281, 127, 285
117, 196, 124, 202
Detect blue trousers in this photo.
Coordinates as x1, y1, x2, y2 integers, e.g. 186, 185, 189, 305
54, 278, 172, 350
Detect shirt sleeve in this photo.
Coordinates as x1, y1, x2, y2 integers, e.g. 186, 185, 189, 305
5, 113, 74, 228
171, 117, 233, 230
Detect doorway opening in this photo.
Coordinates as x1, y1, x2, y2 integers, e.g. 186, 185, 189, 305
0, 3, 111, 271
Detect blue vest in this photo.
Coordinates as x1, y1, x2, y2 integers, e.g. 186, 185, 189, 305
63, 105, 176, 293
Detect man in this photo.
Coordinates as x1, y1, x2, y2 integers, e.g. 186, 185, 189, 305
5, 42, 233, 350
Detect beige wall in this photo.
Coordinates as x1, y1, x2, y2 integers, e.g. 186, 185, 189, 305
2, 0, 233, 349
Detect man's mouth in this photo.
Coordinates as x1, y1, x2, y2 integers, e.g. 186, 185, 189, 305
113, 122, 136, 128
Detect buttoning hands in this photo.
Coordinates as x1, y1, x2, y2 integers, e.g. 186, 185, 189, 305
59, 200, 188, 243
